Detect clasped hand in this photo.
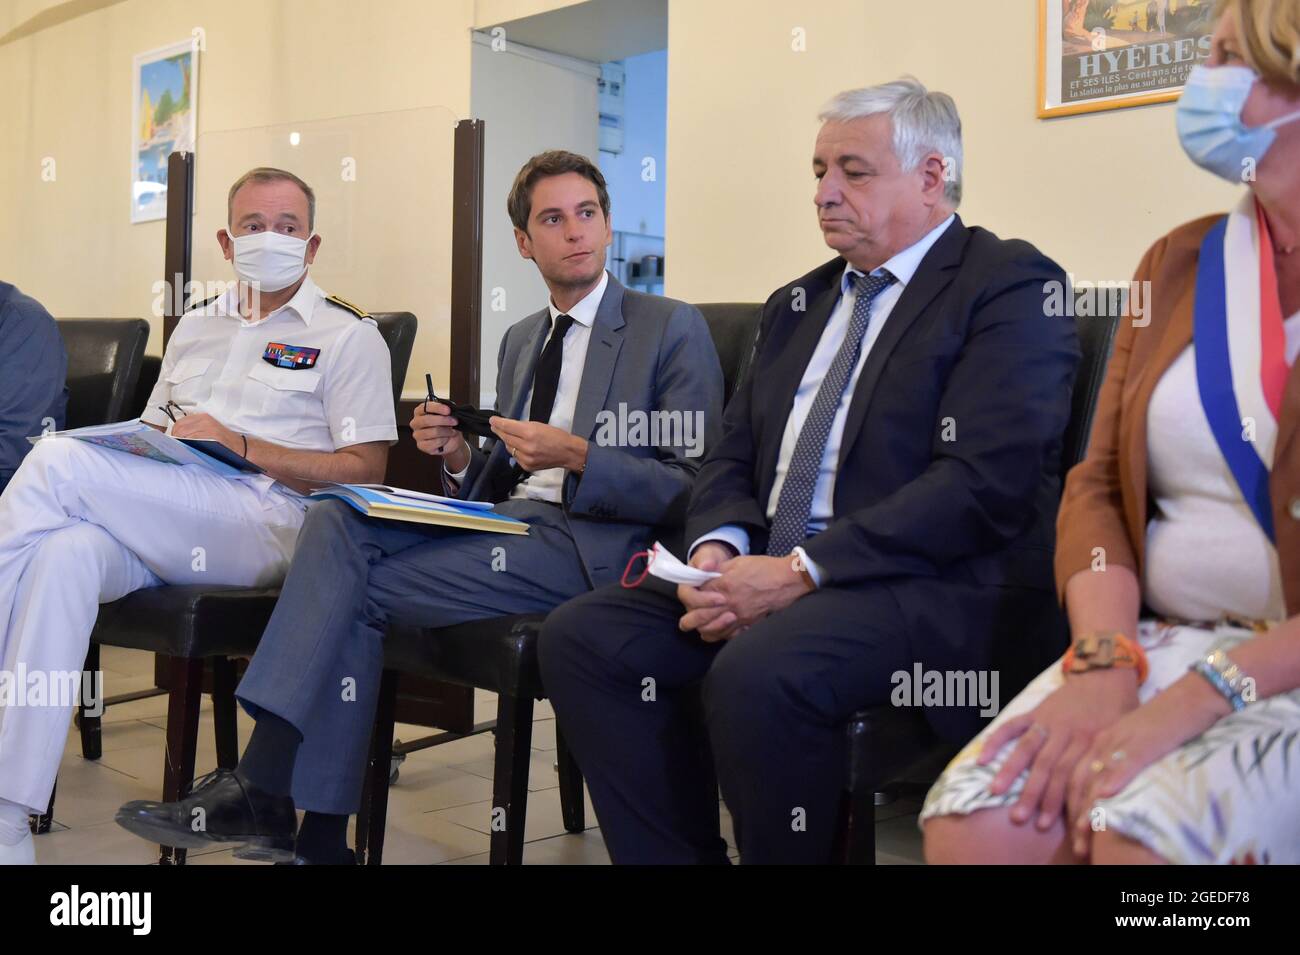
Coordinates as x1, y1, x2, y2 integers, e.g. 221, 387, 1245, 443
676, 543, 812, 642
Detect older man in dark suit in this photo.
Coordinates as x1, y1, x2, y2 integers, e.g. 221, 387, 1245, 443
539, 78, 1081, 864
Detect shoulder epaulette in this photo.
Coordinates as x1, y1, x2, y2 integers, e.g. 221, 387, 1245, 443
183, 292, 221, 313
326, 294, 369, 319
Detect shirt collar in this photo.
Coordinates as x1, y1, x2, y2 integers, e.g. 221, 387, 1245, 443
840, 213, 956, 296
219, 273, 321, 327
548, 269, 608, 330
270, 273, 322, 326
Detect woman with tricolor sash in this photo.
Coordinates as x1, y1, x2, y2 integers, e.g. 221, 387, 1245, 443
923, 0, 1300, 864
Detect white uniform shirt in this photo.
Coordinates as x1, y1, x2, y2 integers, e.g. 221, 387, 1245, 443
140, 275, 398, 497
448, 270, 605, 504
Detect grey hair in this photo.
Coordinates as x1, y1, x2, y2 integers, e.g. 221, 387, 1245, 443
818, 77, 962, 206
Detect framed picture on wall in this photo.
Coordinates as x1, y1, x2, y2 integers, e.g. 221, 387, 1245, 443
131, 37, 199, 223
1039, 0, 1217, 118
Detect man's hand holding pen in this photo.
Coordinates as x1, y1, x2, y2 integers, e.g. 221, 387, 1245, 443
411, 399, 471, 472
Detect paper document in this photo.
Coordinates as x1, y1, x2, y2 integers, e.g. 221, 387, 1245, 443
351, 484, 493, 511
29, 420, 254, 478
644, 541, 721, 586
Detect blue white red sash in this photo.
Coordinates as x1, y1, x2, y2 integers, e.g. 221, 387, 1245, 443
1193, 197, 1287, 543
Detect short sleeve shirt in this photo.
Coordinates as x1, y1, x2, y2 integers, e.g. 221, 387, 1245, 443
140, 275, 397, 451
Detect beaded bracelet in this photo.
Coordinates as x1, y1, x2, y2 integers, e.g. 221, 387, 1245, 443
1190, 648, 1251, 712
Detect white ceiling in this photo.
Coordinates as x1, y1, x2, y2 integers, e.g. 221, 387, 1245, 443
480, 0, 666, 63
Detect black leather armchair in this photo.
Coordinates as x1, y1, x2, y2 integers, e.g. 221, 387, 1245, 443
55, 319, 151, 429
834, 312, 1120, 863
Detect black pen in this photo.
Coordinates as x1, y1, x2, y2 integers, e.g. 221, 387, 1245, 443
425, 373, 435, 415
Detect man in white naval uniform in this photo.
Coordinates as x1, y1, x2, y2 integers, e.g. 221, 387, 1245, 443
0, 167, 397, 864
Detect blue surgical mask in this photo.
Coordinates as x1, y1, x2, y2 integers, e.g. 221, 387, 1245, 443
1176, 64, 1300, 183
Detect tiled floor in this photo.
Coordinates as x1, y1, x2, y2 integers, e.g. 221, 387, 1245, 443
31, 646, 925, 865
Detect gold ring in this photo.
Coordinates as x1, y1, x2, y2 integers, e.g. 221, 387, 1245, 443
1089, 759, 1106, 774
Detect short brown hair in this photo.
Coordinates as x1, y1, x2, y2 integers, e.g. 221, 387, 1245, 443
506, 150, 610, 233
1216, 0, 1300, 85
227, 167, 316, 231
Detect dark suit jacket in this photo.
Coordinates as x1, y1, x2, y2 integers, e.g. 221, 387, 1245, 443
453, 274, 724, 589
686, 217, 1080, 739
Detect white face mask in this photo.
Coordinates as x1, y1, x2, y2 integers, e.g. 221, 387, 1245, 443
230, 231, 311, 292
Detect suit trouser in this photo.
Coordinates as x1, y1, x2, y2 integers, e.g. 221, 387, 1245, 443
235, 497, 591, 815
537, 579, 929, 864
0, 438, 304, 812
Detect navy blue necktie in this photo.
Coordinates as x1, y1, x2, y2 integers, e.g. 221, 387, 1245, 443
766, 271, 895, 557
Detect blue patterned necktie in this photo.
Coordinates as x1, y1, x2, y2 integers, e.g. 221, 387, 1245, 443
765, 270, 896, 557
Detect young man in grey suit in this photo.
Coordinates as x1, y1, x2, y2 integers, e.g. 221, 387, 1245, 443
117, 151, 724, 863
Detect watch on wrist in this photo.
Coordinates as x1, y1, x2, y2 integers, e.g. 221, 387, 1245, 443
1062, 630, 1149, 684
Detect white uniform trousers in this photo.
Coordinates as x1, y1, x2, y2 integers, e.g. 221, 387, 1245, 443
0, 437, 306, 812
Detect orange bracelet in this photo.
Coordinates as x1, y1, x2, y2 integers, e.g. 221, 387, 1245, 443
1061, 631, 1149, 685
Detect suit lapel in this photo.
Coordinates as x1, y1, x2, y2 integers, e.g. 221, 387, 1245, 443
757, 269, 843, 496
507, 311, 550, 420
836, 217, 967, 468
570, 275, 627, 441
468, 309, 548, 500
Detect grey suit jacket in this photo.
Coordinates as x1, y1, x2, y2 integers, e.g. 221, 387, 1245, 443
451, 274, 724, 588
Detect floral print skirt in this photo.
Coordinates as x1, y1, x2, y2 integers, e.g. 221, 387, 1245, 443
919, 620, 1300, 864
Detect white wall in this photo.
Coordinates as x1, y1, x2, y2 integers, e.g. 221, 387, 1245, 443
0, 0, 476, 397
664, 0, 1241, 304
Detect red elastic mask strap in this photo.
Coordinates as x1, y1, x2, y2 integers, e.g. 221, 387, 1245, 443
621, 550, 651, 589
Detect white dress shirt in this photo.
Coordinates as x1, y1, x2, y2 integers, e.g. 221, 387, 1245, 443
447, 270, 606, 504
693, 215, 956, 583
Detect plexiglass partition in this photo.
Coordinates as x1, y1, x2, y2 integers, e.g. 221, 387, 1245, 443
191, 107, 459, 399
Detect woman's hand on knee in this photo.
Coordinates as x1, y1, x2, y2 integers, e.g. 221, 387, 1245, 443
978, 671, 1139, 830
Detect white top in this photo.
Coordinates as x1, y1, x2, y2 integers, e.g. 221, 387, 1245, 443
446, 270, 605, 505
694, 214, 956, 582
140, 275, 398, 502
1143, 311, 1300, 622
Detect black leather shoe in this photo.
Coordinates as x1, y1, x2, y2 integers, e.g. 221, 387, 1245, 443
115, 769, 297, 862
276, 848, 361, 865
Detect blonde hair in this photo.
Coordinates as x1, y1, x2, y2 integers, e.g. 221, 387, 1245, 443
1216, 0, 1300, 85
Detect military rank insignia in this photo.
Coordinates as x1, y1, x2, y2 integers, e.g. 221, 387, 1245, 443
263, 342, 321, 369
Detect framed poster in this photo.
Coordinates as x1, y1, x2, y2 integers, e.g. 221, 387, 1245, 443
1039, 0, 1217, 118
131, 38, 199, 223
